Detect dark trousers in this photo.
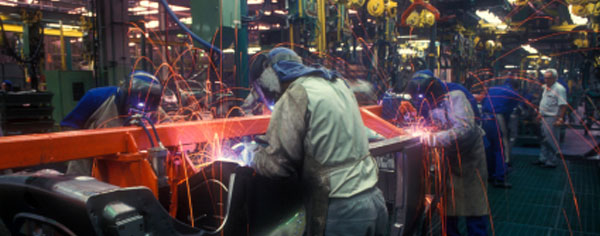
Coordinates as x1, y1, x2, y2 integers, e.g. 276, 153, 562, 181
482, 114, 507, 182
324, 188, 388, 236
445, 215, 488, 236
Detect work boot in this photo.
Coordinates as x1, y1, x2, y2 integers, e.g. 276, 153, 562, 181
493, 180, 512, 188
542, 163, 557, 168
531, 160, 545, 166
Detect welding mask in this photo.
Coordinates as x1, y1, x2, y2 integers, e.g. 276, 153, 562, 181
404, 70, 445, 118
249, 53, 281, 108
117, 71, 163, 117
249, 47, 304, 108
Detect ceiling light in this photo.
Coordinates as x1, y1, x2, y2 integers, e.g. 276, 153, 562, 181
569, 5, 588, 25
180, 17, 192, 24
129, 7, 147, 12
146, 20, 159, 29
248, 47, 262, 54
170, 5, 189, 11
139, 0, 158, 8
398, 48, 416, 55
504, 65, 518, 69
521, 44, 538, 54
476, 10, 503, 25
135, 10, 159, 15
397, 35, 417, 39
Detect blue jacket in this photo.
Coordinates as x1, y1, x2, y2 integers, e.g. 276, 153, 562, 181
61, 86, 119, 129
481, 83, 521, 117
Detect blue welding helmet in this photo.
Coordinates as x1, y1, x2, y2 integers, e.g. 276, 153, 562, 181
404, 70, 445, 118
118, 71, 163, 116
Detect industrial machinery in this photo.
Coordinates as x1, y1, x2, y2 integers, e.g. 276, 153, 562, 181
0, 105, 430, 236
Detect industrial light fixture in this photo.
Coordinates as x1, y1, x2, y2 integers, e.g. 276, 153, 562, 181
396, 35, 417, 39
568, 5, 588, 25
398, 48, 416, 55
521, 44, 538, 54
180, 17, 192, 25
0, 1, 17, 7
46, 23, 81, 30
130, 1, 189, 14
476, 9, 503, 25
504, 65, 518, 69
248, 47, 262, 54
146, 20, 159, 29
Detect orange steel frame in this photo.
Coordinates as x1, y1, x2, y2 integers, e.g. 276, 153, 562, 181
0, 105, 403, 215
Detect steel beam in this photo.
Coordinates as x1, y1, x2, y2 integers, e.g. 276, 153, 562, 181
0, 116, 271, 169
0, 105, 406, 170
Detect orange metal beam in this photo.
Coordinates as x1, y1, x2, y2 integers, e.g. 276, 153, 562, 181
0, 106, 404, 170
0, 115, 271, 169
360, 107, 406, 138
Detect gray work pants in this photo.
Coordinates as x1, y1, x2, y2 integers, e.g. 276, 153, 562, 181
324, 188, 388, 236
539, 116, 560, 165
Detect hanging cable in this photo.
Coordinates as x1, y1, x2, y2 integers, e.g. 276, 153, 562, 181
157, 0, 222, 55
138, 116, 162, 147
124, 116, 156, 148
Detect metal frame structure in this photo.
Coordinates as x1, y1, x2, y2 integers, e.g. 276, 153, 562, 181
0, 105, 401, 169
0, 105, 424, 235
0, 105, 404, 196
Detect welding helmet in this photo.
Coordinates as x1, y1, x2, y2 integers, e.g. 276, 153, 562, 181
404, 70, 445, 117
117, 71, 163, 116
249, 47, 303, 107
1, 80, 12, 91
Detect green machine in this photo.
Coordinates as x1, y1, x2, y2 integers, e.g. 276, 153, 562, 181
45, 70, 95, 125
189, 0, 249, 99
190, 0, 240, 50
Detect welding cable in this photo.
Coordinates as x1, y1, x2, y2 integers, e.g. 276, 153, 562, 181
124, 117, 156, 148
138, 116, 163, 147
157, 0, 222, 55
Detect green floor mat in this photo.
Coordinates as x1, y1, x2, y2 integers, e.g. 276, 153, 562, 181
485, 148, 600, 235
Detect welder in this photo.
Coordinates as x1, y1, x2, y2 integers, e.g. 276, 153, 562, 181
60, 71, 163, 175
249, 47, 388, 236
408, 71, 480, 123
405, 70, 489, 236
1, 80, 12, 91
481, 79, 521, 188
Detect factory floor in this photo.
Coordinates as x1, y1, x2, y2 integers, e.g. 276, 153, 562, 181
430, 145, 600, 236
487, 147, 600, 236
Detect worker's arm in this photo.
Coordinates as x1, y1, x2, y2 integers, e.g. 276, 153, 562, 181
555, 86, 569, 125
252, 84, 308, 179
431, 91, 477, 147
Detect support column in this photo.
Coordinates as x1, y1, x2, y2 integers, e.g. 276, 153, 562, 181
235, 0, 249, 100
95, 0, 130, 86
